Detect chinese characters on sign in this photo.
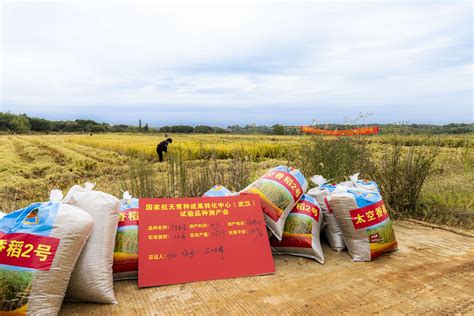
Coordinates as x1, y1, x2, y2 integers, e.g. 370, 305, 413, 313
0, 232, 60, 270
138, 195, 274, 287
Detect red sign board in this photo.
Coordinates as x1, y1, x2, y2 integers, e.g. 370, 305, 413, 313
138, 195, 275, 287
0, 232, 60, 271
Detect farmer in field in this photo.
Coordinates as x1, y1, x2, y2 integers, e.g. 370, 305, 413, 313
156, 138, 172, 162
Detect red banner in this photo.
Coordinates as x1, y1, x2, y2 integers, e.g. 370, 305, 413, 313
138, 195, 274, 287
292, 200, 320, 222
349, 200, 389, 229
118, 208, 139, 227
0, 232, 60, 270
301, 126, 379, 136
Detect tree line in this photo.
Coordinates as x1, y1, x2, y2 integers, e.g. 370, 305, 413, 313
0, 112, 472, 135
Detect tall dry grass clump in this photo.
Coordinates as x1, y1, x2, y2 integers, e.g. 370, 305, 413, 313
162, 147, 254, 197
120, 155, 159, 198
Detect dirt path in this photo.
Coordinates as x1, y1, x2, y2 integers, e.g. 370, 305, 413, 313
60, 220, 474, 315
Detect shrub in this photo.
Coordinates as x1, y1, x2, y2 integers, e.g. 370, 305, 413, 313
298, 136, 372, 183
369, 137, 440, 217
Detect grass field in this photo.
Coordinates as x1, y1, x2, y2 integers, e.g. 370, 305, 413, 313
0, 133, 472, 228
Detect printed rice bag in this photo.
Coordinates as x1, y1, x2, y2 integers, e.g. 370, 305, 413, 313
307, 175, 346, 252
113, 192, 139, 281
63, 183, 120, 304
0, 190, 94, 315
203, 185, 237, 197
269, 195, 324, 263
350, 173, 379, 192
240, 166, 308, 240
326, 186, 398, 261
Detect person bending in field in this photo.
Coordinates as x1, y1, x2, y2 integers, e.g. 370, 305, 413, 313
156, 138, 172, 162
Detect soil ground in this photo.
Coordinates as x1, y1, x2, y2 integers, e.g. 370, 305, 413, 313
60, 220, 474, 315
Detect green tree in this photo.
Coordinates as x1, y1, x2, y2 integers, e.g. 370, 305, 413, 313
171, 125, 194, 133
29, 118, 51, 132
159, 126, 172, 133
272, 124, 285, 135
194, 125, 213, 133
10, 114, 30, 133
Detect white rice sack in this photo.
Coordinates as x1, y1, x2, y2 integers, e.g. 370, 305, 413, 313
269, 195, 324, 263
240, 166, 308, 240
63, 183, 120, 304
202, 185, 237, 197
349, 173, 379, 192
307, 175, 346, 252
0, 190, 94, 315
327, 186, 398, 262
113, 192, 139, 281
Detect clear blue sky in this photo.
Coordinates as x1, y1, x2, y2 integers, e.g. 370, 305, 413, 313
1, 1, 472, 126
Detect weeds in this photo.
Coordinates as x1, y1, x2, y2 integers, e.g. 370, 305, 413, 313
120, 156, 158, 198
299, 136, 372, 183
162, 147, 254, 197
369, 137, 440, 218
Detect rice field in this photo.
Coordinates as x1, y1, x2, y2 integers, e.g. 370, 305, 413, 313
0, 133, 472, 228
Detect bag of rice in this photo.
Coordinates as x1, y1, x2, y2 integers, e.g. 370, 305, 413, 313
307, 175, 346, 252
203, 185, 237, 197
63, 182, 120, 304
240, 166, 307, 240
269, 195, 324, 263
0, 190, 94, 315
349, 173, 379, 192
113, 192, 139, 281
326, 186, 398, 261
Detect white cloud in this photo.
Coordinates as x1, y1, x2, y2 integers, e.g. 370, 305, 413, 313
1, 1, 472, 124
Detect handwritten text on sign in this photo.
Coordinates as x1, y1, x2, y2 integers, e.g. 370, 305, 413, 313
138, 195, 274, 288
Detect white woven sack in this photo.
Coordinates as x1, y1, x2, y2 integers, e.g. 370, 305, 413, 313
63, 183, 120, 304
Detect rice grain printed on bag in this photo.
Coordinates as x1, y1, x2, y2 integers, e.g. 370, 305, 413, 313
0, 190, 94, 315
113, 192, 139, 281
269, 195, 324, 263
307, 175, 346, 252
202, 185, 237, 197
63, 183, 120, 304
327, 187, 398, 261
241, 166, 308, 240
